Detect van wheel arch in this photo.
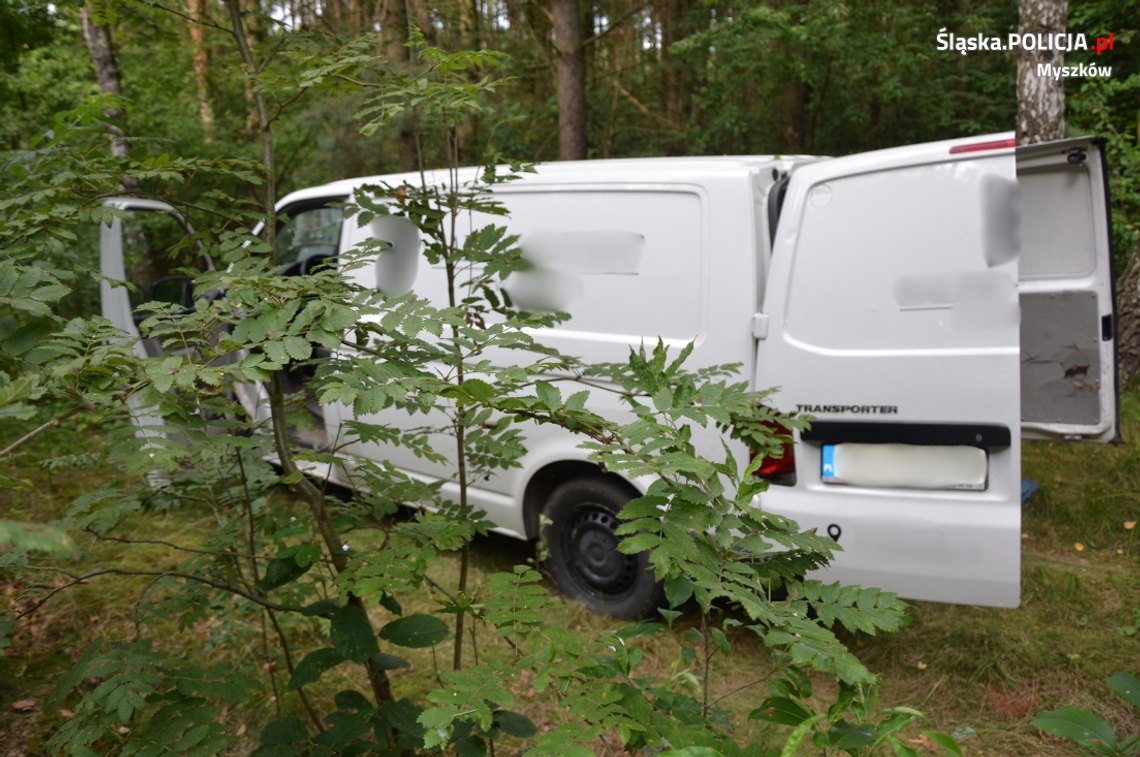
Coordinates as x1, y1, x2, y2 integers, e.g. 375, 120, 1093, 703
522, 461, 640, 539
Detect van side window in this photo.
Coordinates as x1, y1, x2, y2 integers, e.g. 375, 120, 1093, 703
275, 205, 344, 273
121, 209, 199, 312
479, 190, 705, 342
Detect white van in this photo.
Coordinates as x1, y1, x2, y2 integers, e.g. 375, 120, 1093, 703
101, 132, 1119, 617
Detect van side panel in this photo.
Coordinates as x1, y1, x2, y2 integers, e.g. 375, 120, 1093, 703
337, 176, 760, 536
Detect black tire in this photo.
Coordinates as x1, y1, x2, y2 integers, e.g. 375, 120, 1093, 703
542, 477, 664, 619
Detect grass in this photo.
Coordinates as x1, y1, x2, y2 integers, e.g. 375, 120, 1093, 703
2, 398, 1140, 756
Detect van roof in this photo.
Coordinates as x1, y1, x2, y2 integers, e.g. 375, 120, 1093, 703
278, 155, 821, 207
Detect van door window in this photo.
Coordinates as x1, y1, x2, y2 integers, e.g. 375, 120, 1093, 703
122, 209, 200, 319
269, 199, 346, 449
275, 205, 344, 275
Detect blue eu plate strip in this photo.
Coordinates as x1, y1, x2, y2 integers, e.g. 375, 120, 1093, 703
821, 444, 837, 483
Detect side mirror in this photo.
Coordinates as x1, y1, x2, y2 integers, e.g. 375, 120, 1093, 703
371, 216, 420, 297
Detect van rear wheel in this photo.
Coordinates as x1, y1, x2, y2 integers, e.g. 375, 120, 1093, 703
541, 478, 663, 619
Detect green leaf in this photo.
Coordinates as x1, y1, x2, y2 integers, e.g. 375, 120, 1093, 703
369, 652, 412, 671
455, 735, 486, 757
256, 555, 313, 592
1108, 672, 1140, 710
829, 720, 877, 750
330, 605, 379, 663
664, 574, 694, 608
460, 378, 496, 403
281, 336, 312, 361
260, 716, 309, 745
827, 683, 855, 723
534, 380, 561, 409
379, 592, 402, 616
659, 749, 725, 757
493, 710, 537, 738
921, 731, 964, 757
750, 696, 814, 726
616, 621, 667, 640
382, 698, 425, 737
0, 520, 76, 556
288, 648, 345, 689
378, 614, 449, 648
886, 737, 921, 757
299, 598, 341, 617
780, 713, 823, 757
1031, 708, 1116, 754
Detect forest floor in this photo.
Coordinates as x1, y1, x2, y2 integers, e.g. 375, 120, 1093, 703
2, 395, 1139, 756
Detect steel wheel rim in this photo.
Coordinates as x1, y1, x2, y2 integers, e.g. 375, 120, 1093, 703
562, 503, 639, 598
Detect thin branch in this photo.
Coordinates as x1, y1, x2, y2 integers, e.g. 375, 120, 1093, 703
329, 72, 378, 89
701, 606, 711, 719
582, 3, 649, 47
146, 0, 232, 33
423, 573, 457, 604
265, 607, 326, 732
261, 614, 284, 719
269, 88, 310, 125
256, 34, 291, 75
710, 672, 774, 706
1, 406, 84, 458
15, 569, 300, 621
90, 532, 321, 565
609, 77, 678, 129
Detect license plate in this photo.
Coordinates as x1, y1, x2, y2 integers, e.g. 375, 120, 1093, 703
821, 443, 987, 491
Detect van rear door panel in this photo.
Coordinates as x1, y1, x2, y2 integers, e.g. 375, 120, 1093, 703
756, 135, 1022, 607
1017, 137, 1119, 443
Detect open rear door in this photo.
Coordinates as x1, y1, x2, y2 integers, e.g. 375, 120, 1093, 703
1017, 138, 1120, 443
757, 134, 1023, 607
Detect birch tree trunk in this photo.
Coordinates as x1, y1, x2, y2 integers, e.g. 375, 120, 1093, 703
1016, 0, 1066, 143
79, 4, 139, 193
552, 0, 586, 160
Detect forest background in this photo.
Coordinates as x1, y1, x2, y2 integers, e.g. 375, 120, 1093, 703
3, 0, 1138, 290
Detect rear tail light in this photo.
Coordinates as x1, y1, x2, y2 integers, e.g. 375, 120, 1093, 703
949, 138, 1016, 154
749, 417, 796, 485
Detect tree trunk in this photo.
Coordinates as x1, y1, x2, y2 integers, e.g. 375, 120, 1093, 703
380, 0, 419, 170
79, 4, 139, 193
1017, 0, 1066, 144
408, 0, 436, 44
660, 0, 687, 146
325, 0, 343, 32
189, 0, 215, 141
1116, 242, 1140, 387
552, 0, 586, 160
